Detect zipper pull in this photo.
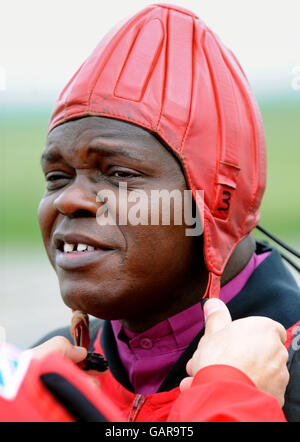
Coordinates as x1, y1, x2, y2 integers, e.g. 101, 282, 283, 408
128, 394, 145, 422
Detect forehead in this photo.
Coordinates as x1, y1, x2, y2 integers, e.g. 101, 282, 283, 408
43, 116, 162, 160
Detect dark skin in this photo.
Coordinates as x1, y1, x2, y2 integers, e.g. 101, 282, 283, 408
38, 116, 255, 333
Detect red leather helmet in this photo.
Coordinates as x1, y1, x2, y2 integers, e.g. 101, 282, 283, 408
48, 3, 266, 298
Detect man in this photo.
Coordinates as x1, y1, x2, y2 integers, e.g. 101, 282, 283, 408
35, 4, 300, 421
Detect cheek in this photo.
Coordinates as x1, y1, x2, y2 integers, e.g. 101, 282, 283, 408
38, 195, 57, 257
124, 223, 194, 285
116, 188, 195, 281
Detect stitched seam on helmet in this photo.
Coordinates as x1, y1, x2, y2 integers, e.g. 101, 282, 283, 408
180, 17, 196, 155
86, 10, 151, 108
49, 110, 156, 135
219, 46, 262, 236
201, 30, 222, 224
156, 7, 169, 132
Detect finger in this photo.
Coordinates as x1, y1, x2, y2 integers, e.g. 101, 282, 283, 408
186, 359, 193, 376
30, 336, 87, 363
50, 336, 88, 363
179, 376, 193, 392
262, 318, 287, 345
64, 345, 88, 363
275, 322, 287, 345
204, 298, 232, 335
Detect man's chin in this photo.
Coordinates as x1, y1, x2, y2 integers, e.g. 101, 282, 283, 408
59, 286, 125, 320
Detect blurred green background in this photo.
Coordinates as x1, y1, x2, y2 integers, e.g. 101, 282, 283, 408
1, 97, 300, 248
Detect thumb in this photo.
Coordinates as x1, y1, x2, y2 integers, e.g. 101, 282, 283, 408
203, 298, 232, 335
62, 344, 88, 364
30, 336, 88, 363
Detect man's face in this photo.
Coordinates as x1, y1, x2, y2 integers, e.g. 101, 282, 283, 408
38, 117, 203, 329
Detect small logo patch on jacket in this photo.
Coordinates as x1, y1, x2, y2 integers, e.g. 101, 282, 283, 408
0, 344, 31, 399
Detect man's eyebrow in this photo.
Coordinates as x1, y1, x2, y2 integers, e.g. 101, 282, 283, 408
87, 144, 144, 162
41, 142, 146, 164
41, 149, 62, 164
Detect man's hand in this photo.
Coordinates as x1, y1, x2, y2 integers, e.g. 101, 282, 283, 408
27, 337, 106, 384
180, 298, 289, 407
28, 336, 88, 363
26, 336, 106, 387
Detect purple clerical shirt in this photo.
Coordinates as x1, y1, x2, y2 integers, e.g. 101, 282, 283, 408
111, 251, 270, 395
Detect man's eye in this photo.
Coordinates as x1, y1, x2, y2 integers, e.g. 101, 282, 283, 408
45, 172, 71, 189
112, 171, 134, 178
109, 169, 139, 179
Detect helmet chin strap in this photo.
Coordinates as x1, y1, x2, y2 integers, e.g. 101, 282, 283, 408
70, 310, 90, 349
70, 310, 108, 372
203, 272, 221, 299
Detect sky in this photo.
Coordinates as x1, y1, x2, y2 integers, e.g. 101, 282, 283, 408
1, 0, 300, 105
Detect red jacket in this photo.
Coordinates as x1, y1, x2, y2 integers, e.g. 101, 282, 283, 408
0, 344, 287, 422
87, 325, 298, 422
0, 346, 123, 422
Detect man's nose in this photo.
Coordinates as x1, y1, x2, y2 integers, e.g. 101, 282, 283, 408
53, 183, 99, 218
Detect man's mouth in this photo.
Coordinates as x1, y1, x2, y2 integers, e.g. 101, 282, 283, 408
53, 233, 115, 270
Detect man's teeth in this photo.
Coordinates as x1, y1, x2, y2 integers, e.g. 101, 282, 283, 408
64, 243, 75, 253
63, 243, 96, 253
77, 243, 88, 252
